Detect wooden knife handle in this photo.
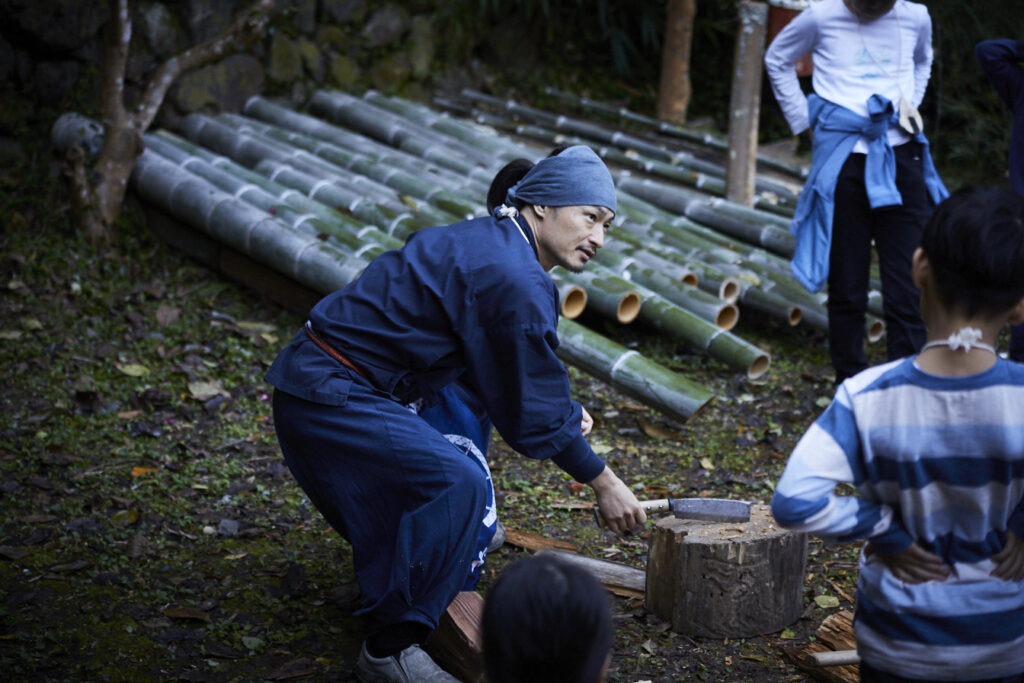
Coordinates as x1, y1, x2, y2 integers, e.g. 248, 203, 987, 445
594, 498, 669, 527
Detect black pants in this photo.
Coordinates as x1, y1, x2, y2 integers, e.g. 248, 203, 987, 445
861, 660, 1024, 683
828, 142, 929, 383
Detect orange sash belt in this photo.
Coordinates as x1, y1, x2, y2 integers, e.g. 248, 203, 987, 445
304, 322, 369, 380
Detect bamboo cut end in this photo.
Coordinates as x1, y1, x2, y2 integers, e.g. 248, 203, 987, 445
866, 319, 885, 343
682, 272, 699, 287
719, 277, 741, 303
747, 354, 770, 380
715, 304, 739, 331
617, 291, 642, 324
788, 306, 802, 326
559, 285, 588, 319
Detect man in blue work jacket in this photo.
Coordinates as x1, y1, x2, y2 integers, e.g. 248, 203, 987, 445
266, 146, 645, 682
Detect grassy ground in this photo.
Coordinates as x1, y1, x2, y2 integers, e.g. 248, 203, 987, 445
0, 137, 881, 681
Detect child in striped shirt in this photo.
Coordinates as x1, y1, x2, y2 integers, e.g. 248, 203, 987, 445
772, 186, 1024, 681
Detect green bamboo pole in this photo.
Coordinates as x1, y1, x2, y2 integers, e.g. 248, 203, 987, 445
556, 283, 588, 319
310, 90, 491, 174
237, 99, 491, 190
554, 264, 770, 378
147, 130, 412, 260
182, 112, 478, 225
361, 90, 526, 162
595, 249, 739, 330
489, 120, 796, 216
615, 175, 796, 257
214, 113, 482, 221
145, 138, 387, 259
131, 150, 366, 294
449, 90, 799, 212
555, 318, 714, 424
541, 86, 809, 180
549, 268, 642, 324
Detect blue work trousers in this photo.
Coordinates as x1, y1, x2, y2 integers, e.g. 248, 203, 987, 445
272, 383, 489, 636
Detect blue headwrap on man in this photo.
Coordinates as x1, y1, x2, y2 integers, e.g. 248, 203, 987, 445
504, 145, 617, 215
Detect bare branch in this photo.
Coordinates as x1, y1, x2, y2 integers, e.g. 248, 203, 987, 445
133, 0, 274, 132
99, 0, 131, 128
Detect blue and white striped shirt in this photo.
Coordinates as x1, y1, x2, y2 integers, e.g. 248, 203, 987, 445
773, 357, 1024, 680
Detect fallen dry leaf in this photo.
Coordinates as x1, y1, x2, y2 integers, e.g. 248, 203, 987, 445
155, 304, 180, 326
267, 658, 319, 680
162, 606, 212, 623
236, 320, 276, 334
187, 380, 230, 402
0, 545, 30, 560
130, 466, 159, 477
115, 363, 150, 377
641, 422, 677, 440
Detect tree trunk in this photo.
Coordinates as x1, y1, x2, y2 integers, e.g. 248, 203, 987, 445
725, 2, 769, 207
657, 0, 697, 125
63, 0, 273, 242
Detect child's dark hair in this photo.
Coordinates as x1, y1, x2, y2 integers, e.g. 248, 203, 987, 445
482, 553, 612, 683
920, 186, 1024, 317
486, 146, 569, 214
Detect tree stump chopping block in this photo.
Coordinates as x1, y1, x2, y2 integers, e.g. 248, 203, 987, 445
646, 503, 807, 638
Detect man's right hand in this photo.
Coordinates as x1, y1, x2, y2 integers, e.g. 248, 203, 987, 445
587, 466, 646, 533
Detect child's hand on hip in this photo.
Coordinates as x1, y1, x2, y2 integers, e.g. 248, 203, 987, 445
991, 530, 1024, 581
867, 541, 951, 584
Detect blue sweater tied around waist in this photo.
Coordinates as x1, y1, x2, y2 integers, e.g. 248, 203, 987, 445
789, 93, 948, 293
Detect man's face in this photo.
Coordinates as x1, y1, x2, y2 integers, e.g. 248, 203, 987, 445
844, 0, 897, 21
533, 205, 613, 273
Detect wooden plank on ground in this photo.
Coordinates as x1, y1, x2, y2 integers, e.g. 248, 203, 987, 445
780, 610, 859, 683
504, 528, 579, 553
425, 591, 486, 683
539, 549, 646, 600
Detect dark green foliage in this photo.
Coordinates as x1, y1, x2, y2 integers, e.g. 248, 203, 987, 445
926, 1, 1024, 188
473, 0, 664, 76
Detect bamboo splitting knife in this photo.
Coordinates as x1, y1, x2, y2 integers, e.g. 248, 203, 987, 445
595, 497, 752, 527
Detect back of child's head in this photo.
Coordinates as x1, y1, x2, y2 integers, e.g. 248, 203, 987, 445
482, 553, 612, 683
920, 186, 1024, 317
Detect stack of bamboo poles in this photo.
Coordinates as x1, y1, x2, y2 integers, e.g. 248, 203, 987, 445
173, 96, 775, 377
432, 88, 888, 326
54, 88, 888, 418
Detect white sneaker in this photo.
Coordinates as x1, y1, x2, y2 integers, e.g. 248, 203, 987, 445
355, 642, 460, 682
487, 520, 506, 553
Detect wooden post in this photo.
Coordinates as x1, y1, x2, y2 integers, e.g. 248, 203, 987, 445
725, 1, 769, 207
657, 0, 697, 125
645, 504, 807, 638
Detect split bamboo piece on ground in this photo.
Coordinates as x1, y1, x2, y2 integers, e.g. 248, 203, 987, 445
555, 318, 714, 424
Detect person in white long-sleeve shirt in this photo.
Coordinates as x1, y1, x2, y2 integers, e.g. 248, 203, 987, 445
765, 0, 947, 384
